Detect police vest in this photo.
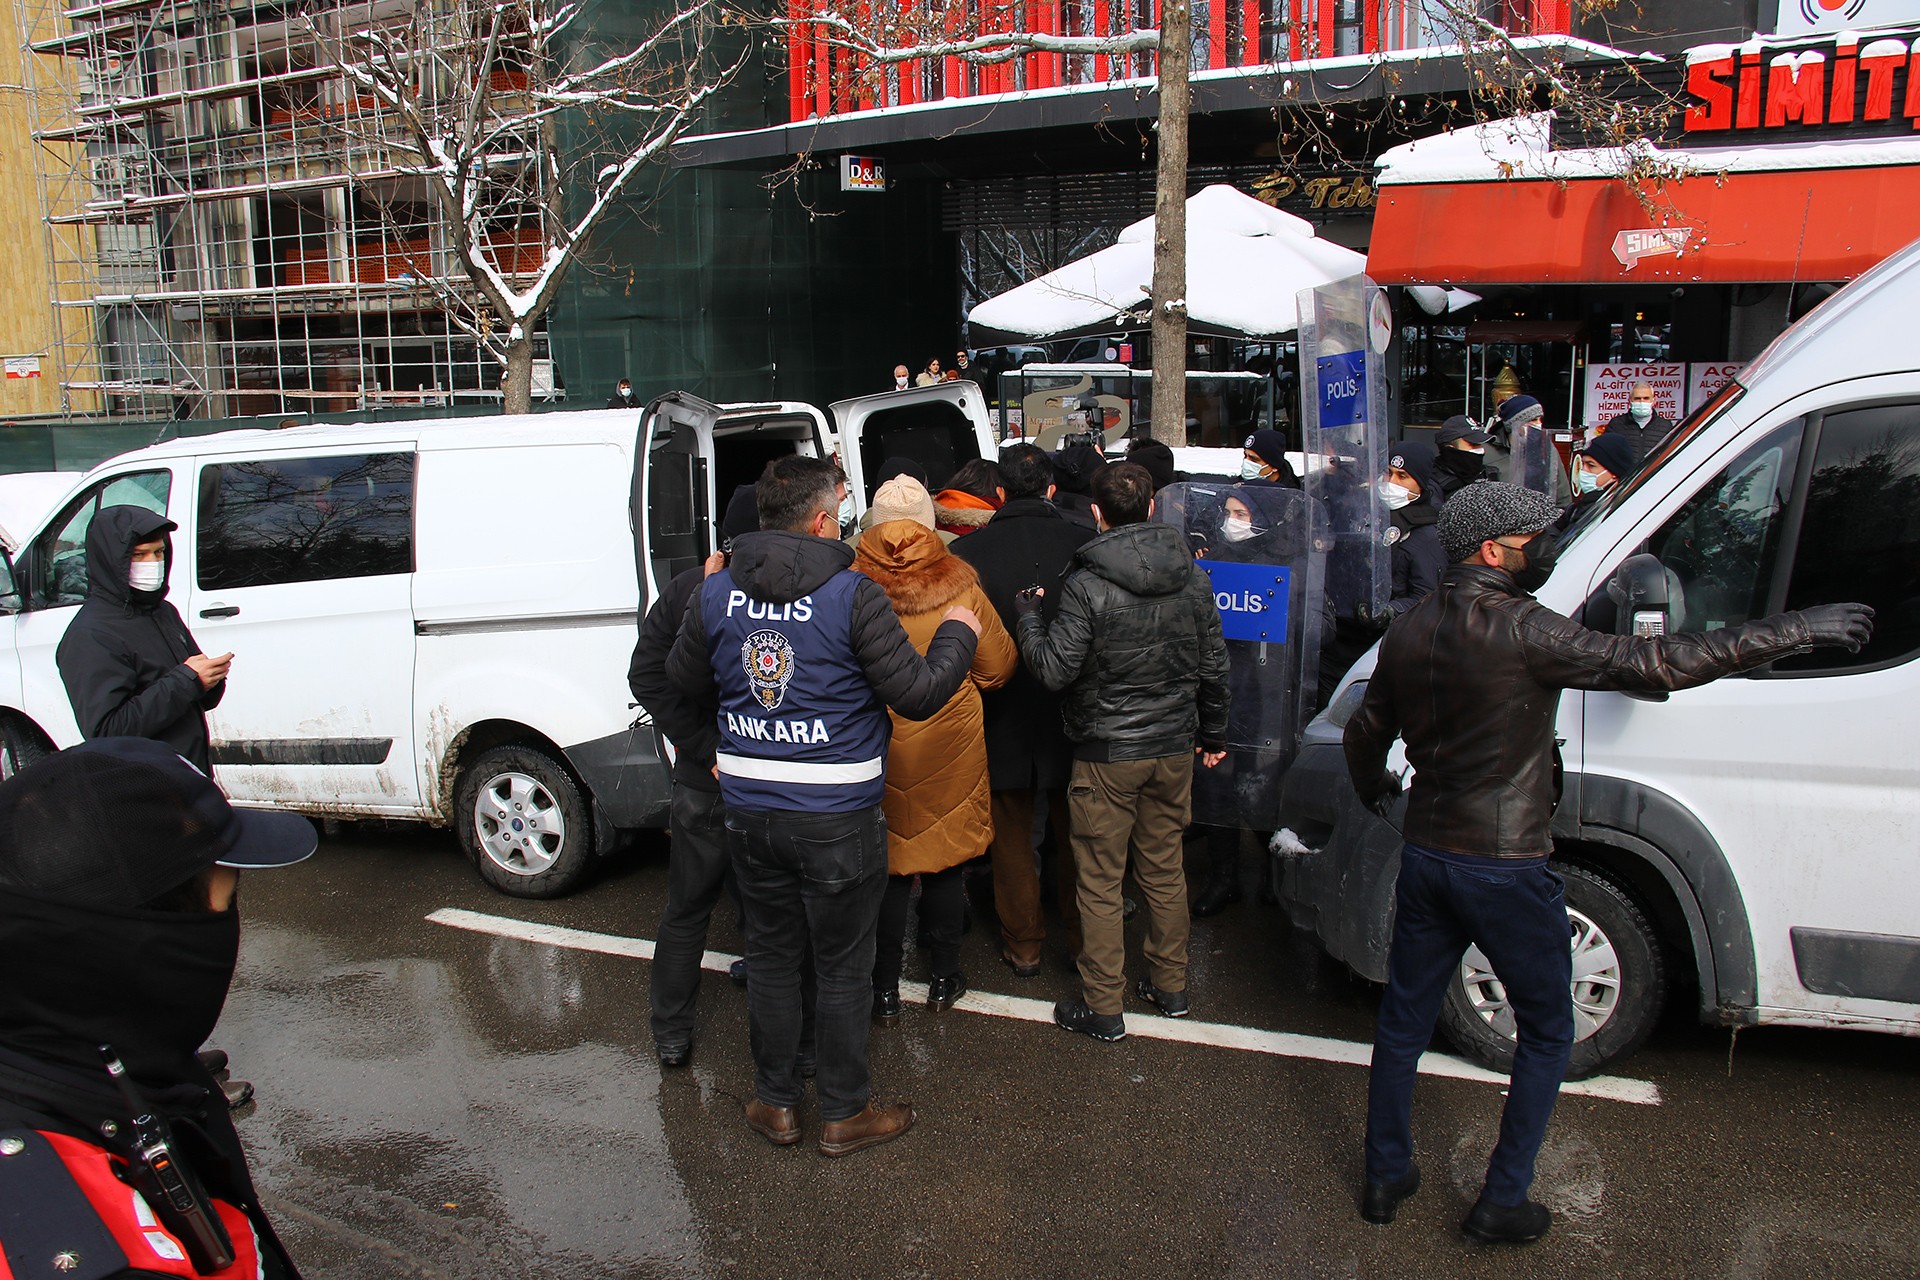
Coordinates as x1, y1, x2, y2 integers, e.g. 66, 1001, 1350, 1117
701, 568, 889, 812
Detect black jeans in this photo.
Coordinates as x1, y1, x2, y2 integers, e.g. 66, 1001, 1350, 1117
872, 866, 966, 989
1365, 843, 1574, 1206
649, 786, 731, 1052
727, 803, 888, 1122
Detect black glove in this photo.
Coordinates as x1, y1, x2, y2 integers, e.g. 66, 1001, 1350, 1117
1364, 770, 1402, 819
1013, 586, 1044, 620
1797, 603, 1875, 653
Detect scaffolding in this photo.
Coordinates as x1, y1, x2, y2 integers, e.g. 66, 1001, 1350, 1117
13, 0, 556, 420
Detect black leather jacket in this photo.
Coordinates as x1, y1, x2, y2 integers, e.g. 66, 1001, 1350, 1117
1344, 563, 1821, 858
1018, 521, 1230, 761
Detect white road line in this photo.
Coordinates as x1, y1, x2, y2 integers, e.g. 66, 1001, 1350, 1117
425, 906, 1662, 1106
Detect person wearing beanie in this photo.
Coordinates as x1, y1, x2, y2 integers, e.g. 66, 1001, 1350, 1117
1554, 431, 1637, 534
932, 458, 1003, 537
1240, 428, 1301, 488
1432, 415, 1494, 498
1125, 437, 1183, 493
629, 482, 767, 1069
853, 476, 1017, 1023
1049, 443, 1107, 524
1380, 438, 1447, 619
1598, 382, 1677, 470
845, 456, 939, 545
1344, 479, 1875, 1244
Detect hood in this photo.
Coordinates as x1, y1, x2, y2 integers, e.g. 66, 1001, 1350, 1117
84, 504, 176, 608
1386, 438, 1444, 511
1076, 521, 1196, 597
853, 521, 978, 614
726, 529, 854, 603
933, 489, 997, 530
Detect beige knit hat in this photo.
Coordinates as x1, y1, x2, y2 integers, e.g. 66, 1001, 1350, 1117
868, 475, 935, 529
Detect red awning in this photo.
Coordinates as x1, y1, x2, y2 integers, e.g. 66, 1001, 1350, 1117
1368, 163, 1920, 285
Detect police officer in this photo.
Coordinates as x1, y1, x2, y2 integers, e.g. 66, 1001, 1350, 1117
664, 455, 981, 1157
1343, 482, 1874, 1244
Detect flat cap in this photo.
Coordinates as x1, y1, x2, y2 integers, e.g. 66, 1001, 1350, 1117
1438, 480, 1559, 564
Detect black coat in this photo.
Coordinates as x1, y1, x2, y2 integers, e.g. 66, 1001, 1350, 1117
628, 564, 718, 793
1386, 439, 1447, 618
1601, 411, 1678, 469
55, 506, 223, 773
950, 498, 1096, 791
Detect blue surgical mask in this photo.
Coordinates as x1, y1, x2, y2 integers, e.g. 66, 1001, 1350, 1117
1572, 467, 1602, 496
838, 493, 856, 532
1241, 458, 1268, 481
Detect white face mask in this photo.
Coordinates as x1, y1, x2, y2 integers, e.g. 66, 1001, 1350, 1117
1240, 458, 1269, 481
1463, 445, 1487, 455
129, 560, 165, 593
1572, 467, 1603, 496
838, 493, 856, 531
1628, 401, 1653, 423
894, 376, 908, 390
1221, 514, 1255, 542
1378, 480, 1415, 510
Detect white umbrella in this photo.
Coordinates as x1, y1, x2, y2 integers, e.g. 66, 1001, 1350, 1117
967, 184, 1473, 343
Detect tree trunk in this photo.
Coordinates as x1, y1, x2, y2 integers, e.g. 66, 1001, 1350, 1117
1149, 0, 1191, 448
502, 338, 534, 415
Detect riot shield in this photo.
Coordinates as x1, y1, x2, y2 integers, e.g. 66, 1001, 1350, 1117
1298, 276, 1389, 626
1156, 481, 1325, 830
1507, 412, 1558, 497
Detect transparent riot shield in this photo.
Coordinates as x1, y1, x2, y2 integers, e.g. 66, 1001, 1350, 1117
1507, 413, 1558, 497
1156, 481, 1325, 830
1298, 276, 1389, 627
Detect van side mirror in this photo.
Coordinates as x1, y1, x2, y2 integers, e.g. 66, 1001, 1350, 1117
1607, 553, 1675, 702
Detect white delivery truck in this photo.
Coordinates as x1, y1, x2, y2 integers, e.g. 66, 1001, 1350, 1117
1279, 235, 1920, 1075
0, 381, 995, 897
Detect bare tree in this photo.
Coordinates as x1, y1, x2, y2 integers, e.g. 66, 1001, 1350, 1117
307, 0, 746, 413
782, 1, 1686, 444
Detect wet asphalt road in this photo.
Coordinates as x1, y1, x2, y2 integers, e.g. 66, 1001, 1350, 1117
215, 825, 1920, 1280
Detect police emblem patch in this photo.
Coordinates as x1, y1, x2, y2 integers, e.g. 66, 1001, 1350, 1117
742, 630, 795, 711
1382, 525, 1404, 547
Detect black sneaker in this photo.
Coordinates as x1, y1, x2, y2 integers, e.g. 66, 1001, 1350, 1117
1462, 1197, 1552, 1245
1053, 999, 1126, 1041
728, 958, 749, 988
1134, 978, 1190, 1018
872, 987, 902, 1027
657, 1041, 692, 1069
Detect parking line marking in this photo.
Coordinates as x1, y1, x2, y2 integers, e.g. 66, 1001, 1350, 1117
426, 907, 1661, 1106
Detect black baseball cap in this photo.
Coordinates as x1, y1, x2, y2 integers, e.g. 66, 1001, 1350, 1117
1435, 415, 1491, 447
0, 737, 316, 910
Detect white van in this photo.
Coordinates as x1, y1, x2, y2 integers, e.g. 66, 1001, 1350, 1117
1279, 237, 1920, 1075
0, 382, 995, 897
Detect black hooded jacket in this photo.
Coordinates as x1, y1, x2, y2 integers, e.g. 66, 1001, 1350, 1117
1017, 520, 1230, 760
1385, 439, 1447, 618
55, 506, 223, 773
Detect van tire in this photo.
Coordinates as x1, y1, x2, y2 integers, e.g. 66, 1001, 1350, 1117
0, 718, 51, 781
1438, 863, 1666, 1080
455, 745, 595, 899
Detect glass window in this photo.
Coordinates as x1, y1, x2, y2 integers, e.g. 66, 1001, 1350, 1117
31, 470, 171, 607
1772, 403, 1920, 674
1646, 420, 1802, 634
197, 453, 414, 591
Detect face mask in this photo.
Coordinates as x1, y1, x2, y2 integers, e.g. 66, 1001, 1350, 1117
1464, 445, 1486, 456
1378, 480, 1414, 510
1240, 458, 1269, 481
1221, 515, 1255, 542
838, 493, 856, 532
129, 560, 165, 593
1629, 402, 1653, 424
895, 377, 908, 390
1572, 467, 1602, 496
1508, 530, 1560, 593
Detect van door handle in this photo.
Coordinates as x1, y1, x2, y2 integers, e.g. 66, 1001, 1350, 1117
199, 605, 240, 619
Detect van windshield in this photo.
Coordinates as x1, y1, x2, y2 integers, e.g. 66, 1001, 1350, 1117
1564, 378, 1747, 552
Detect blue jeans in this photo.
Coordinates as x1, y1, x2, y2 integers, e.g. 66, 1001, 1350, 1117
1365, 843, 1574, 1206
727, 803, 889, 1122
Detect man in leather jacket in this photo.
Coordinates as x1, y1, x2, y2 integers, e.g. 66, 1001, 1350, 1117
1342, 482, 1874, 1245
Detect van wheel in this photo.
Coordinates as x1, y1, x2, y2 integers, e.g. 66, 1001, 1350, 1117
1438, 864, 1666, 1080
455, 745, 595, 899
0, 718, 51, 781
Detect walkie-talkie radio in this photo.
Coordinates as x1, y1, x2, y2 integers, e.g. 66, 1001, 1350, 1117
100, 1044, 236, 1273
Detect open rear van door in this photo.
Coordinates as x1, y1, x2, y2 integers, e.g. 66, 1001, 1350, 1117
635, 392, 722, 602
830, 382, 995, 512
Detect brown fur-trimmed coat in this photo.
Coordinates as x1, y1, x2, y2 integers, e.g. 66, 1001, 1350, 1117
853, 520, 1018, 876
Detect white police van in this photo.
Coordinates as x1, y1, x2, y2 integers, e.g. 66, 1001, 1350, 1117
0, 381, 994, 898
1280, 236, 1920, 1075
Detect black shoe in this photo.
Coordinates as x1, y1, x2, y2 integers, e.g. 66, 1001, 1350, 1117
657, 1042, 691, 1069
196, 1048, 230, 1076
1133, 978, 1190, 1018
1053, 999, 1125, 1041
1122, 896, 1139, 921
927, 972, 967, 1012
1360, 1165, 1421, 1225
1000, 951, 1042, 979
1190, 879, 1242, 917
872, 987, 902, 1027
1461, 1196, 1552, 1245
728, 958, 748, 988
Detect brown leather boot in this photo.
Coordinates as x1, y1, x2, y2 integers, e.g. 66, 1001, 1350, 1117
744, 1098, 800, 1147
817, 1101, 915, 1158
